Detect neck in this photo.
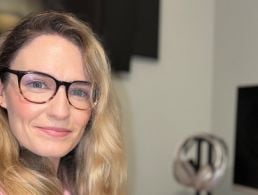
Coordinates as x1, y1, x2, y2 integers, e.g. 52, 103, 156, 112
48, 157, 60, 174
19, 148, 58, 175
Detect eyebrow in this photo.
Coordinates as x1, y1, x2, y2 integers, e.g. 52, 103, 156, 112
2, 68, 92, 84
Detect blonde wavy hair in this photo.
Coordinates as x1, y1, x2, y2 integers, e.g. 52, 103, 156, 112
0, 11, 126, 195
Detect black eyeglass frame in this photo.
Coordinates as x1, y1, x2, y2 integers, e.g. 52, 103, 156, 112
1, 68, 95, 110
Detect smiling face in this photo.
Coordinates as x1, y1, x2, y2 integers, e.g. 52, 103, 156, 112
0, 34, 91, 167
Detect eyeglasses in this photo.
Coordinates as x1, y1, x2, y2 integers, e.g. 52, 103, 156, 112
1, 68, 95, 110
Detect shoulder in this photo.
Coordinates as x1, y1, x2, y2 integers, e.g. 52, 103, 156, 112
0, 183, 6, 195
63, 189, 71, 195
0, 184, 5, 195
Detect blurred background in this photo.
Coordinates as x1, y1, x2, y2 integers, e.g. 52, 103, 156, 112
1, 0, 258, 194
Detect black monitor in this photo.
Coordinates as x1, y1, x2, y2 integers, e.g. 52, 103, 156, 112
234, 85, 258, 193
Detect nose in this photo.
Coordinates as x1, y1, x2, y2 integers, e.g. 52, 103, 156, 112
46, 86, 70, 120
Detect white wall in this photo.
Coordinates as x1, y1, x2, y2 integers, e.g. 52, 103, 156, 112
213, 0, 258, 194
113, 0, 215, 194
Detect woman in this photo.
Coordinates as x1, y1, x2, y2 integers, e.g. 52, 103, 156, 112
0, 11, 126, 195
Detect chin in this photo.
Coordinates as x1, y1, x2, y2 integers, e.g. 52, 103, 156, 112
33, 147, 73, 159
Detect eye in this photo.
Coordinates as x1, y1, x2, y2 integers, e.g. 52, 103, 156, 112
25, 80, 48, 89
21, 73, 55, 92
69, 82, 92, 100
70, 88, 90, 98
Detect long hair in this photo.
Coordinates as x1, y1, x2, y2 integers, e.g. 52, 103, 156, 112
0, 11, 126, 195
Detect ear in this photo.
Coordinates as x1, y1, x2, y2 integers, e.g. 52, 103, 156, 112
0, 80, 7, 109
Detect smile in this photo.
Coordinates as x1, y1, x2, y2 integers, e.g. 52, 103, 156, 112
36, 126, 71, 138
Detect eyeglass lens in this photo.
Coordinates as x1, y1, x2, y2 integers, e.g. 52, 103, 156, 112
20, 72, 93, 110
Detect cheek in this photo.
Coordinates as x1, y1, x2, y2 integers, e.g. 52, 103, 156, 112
73, 110, 91, 131
4, 89, 43, 133
8, 102, 40, 124
6, 87, 39, 114
69, 109, 92, 144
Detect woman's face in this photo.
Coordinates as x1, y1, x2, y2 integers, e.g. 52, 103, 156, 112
0, 34, 91, 166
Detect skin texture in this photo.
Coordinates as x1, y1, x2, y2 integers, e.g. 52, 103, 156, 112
0, 34, 91, 170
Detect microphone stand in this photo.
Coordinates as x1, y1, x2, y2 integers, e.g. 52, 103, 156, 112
195, 138, 212, 195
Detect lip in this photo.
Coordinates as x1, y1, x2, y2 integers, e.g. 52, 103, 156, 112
36, 126, 71, 138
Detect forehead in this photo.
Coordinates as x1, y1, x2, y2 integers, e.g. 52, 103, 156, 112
10, 34, 88, 81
